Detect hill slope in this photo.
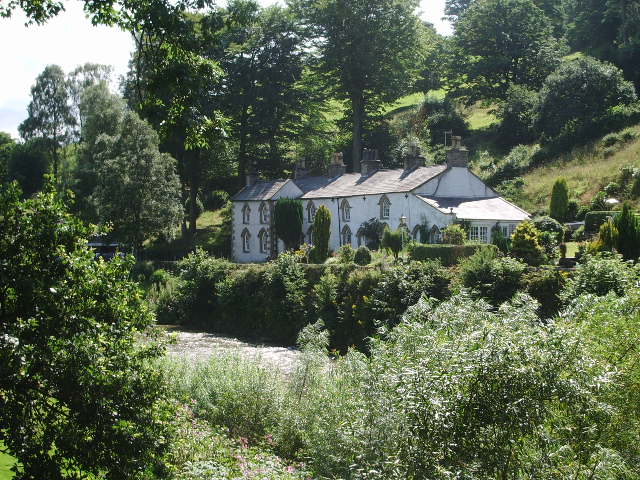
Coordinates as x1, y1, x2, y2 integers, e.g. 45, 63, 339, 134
518, 126, 640, 213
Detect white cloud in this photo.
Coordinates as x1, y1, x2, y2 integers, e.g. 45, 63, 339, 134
0, 0, 449, 139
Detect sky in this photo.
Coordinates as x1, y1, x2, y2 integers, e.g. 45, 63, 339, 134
0, 0, 450, 139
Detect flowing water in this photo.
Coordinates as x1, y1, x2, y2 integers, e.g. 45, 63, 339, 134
163, 327, 300, 374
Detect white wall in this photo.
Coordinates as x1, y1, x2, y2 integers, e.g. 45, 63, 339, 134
232, 200, 272, 263
415, 167, 496, 198
302, 193, 455, 252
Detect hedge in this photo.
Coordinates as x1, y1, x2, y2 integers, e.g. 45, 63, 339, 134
585, 211, 614, 235
408, 243, 498, 267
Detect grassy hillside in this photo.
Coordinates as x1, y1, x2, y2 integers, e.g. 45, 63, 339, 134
519, 125, 640, 212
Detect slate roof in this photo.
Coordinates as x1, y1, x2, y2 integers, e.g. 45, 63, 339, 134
231, 180, 290, 201
295, 165, 447, 199
418, 195, 530, 221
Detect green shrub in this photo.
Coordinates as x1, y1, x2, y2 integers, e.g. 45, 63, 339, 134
632, 175, 640, 198
497, 84, 539, 147
274, 198, 303, 251
353, 246, 372, 265
573, 225, 586, 242
336, 244, 355, 263
312, 205, 331, 261
590, 191, 609, 211
485, 144, 538, 187
532, 215, 564, 241
563, 253, 638, 298
613, 202, 640, 260
459, 248, 527, 306
598, 218, 619, 251
408, 243, 498, 267
549, 178, 569, 221
149, 268, 171, 287
360, 217, 385, 249
381, 226, 404, 260
523, 268, 565, 318
584, 211, 614, 234
510, 221, 547, 266
442, 224, 466, 245
369, 260, 451, 331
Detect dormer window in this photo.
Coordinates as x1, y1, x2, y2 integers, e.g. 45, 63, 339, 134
379, 195, 391, 219
241, 228, 251, 253
259, 202, 269, 224
340, 199, 351, 222
341, 225, 352, 246
242, 203, 251, 224
307, 201, 316, 223
258, 228, 269, 253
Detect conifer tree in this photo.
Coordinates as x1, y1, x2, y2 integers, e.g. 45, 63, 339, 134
274, 198, 304, 251
614, 202, 640, 260
550, 178, 569, 222
313, 205, 331, 262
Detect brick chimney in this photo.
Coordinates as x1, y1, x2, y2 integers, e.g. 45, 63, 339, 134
361, 148, 382, 176
328, 152, 346, 178
246, 162, 258, 186
446, 136, 468, 168
294, 158, 310, 180
404, 141, 426, 170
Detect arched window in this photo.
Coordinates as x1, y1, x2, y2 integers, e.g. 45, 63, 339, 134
341, 225, 352, 246
379, 195, 391, 219
412, 225, 421, 242
259, 202, 269, 224
258, 228, 269, 253
306, 201, 316, 223
242, 203, 251, 224
340, 199, 351, 222
429, 225, 441, 244
307, 226, 314, 245
356, 227, 365, 247
241, 228, 251, 253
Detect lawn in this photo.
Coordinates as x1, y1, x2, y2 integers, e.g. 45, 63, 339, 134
464, 101, 499, 131
565, 242, 580, 258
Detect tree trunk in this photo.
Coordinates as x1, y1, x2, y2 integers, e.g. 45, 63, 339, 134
188, 151, 200, 239
351, 92, 364, 173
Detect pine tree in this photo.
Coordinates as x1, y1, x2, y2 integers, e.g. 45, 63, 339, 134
274, 198, 304, 251
550, 178, 569, 222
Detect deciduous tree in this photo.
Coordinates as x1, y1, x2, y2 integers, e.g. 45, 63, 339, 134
292, 0, 423, 172
0, 181, 171, 479
18, 65, 75, 179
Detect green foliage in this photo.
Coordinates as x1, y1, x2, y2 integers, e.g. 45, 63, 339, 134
442, 223, 466, 245
598, 218, 619, 252
510, 220, 547, 266
353, 246, 372, 266
336, 244, 355, 264
613, 202, 640, 260
18, 64, 74, 179
293, 0, 423, 168
532, 215, 564, 240
203, 189, 230, 210
381, 226, 404, 260
536, 56, 637, 141
585, 211, 614, 235
563, 253, 638, 298
273, 198, 304, 251
491, 226, 510, 253
359, 217, 385, 250
0, 182, 170, 479
459, 247, 526, 306
483, 144, 538, 187
549, 178, 569, 221
449, 0, 564, 102
416, 94, 468, 150
5, 139, 49, 197
93, 109, 183, 248
408, 243, 498, 266
523, 267, 566, 318
497, 84, 539, 146
312, 205, 331, 262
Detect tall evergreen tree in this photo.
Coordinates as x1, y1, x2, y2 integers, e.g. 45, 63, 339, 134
613, 202, 640, 261
549, 178, 569, 222
313, 205, 332, 262
274, 198, 303, 251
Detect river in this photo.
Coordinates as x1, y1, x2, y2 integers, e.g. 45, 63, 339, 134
162, 327, 300, 374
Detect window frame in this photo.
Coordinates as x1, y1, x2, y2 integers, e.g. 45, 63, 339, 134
341, 225, 352, 246
241, 228, 251, 253
242, 203, 251, 224
340, 199, 351, 222
259, 202, 269, 224
379, 195, 391, 220
307, 201, 316, 223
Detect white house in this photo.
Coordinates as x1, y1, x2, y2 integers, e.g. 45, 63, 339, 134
230, 138, 530, 263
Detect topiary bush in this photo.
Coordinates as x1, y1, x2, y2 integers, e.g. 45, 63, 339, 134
313, 205, 331, 262
549, 178, 569, 221
337, 244, 355, 263
381, 226, 404, 260
522, 268, 565, 319
353, 246, 372, 266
